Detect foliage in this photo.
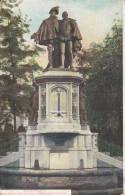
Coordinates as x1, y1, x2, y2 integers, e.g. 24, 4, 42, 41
83, 19, 122, 146
98, 138, 122, 157
0, 129, 19, 155
0, 0, 44, 131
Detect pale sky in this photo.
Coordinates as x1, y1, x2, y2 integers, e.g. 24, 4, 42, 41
19, 0, 122, 67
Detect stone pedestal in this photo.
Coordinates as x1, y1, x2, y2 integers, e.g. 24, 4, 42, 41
19, 69, 98, 169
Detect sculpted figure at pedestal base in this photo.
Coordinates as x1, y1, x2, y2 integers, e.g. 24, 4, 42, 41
29, 85, 38, 125
79, 81, 87, 123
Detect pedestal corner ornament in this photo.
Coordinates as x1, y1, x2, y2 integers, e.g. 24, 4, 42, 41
18, 6, 98, 170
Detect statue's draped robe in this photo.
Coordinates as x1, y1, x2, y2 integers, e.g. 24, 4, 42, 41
32, 17, 82, 46
33, 15, 59, 45
59, 18, 82, 67
68, 18, 82, 41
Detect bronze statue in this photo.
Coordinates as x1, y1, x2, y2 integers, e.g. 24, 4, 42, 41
31, 7, 82, 69
31, 6, 60, 67
59, 11, 82, 68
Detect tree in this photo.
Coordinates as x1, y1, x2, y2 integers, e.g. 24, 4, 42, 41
82, 19, 122, 146
0, 0, 44, 131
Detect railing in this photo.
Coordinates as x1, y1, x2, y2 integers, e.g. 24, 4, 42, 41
0, 135, 19, 156
96, 151, 123, 169
98, 138, 123, 157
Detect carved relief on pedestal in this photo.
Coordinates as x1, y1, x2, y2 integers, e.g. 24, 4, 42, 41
79, 82, 87, 123
41, 84, 46, 119
48, 85, 68, 121
72, 84, 78, 120
29, 87, 38, 125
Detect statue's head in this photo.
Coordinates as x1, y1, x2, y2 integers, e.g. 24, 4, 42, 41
62, 11, 68, 19
49, 6, 59, 16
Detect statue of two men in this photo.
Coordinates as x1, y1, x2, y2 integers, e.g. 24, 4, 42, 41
31, 6, 82, 69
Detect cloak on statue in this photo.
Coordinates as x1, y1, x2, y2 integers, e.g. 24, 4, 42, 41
68, 18, 82, 41
31, 15, 59, 46
31, 17, 82, 46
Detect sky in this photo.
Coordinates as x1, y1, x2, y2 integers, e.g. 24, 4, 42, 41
19, 0, 122, 67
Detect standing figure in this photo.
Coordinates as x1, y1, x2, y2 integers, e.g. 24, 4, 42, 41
31, 6, 60, 67
79, 81, 87, 123
29, 86, 38, 125
59, 11, 82, 68
28, 79, 39, 125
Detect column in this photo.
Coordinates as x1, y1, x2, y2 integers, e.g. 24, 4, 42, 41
38, 85, 41, 124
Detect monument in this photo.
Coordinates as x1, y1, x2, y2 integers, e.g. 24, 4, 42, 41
19, 6, 98, 170
0, 7, 122, 194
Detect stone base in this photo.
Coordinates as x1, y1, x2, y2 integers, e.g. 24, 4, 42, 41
18, 69, 99, 170
0, 168, 122, 194
19, 132, 98, 169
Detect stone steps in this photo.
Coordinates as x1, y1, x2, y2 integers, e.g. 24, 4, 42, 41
0, 168, 120, 189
